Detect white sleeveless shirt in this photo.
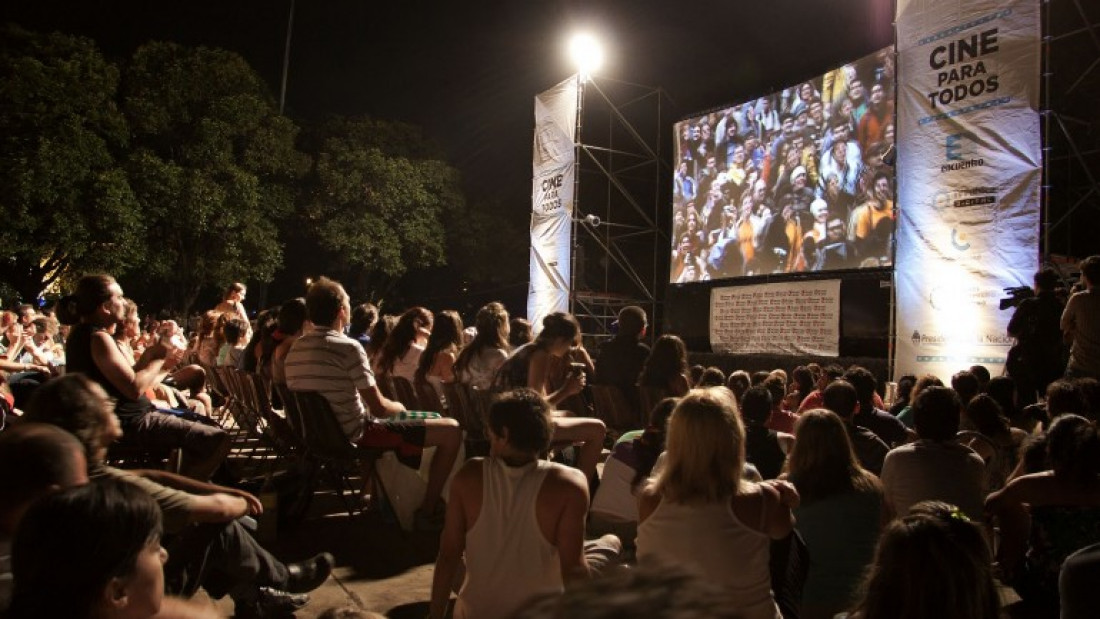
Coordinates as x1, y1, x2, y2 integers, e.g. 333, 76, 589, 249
455, 458, 563, 619
636, 493, 780, 619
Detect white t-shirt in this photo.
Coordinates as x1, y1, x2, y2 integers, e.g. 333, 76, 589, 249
880, 439, 986, 520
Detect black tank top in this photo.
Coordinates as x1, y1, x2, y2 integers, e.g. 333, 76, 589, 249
65, 323, 153, 421
745, 426, 786, 480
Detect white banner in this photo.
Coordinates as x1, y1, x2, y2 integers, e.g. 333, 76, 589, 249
710, 280, 841, 356
528, 76, 579, 334
895, 0, 1041, 380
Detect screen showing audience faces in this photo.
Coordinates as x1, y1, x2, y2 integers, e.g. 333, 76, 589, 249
670, 46, 897, 284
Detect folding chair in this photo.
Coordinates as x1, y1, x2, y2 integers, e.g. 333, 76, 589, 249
638, 386, 672, 423
290, 390, 396, 520
390, 376, 421, 410
589, 384, 639, 431
415, 380, 446, 415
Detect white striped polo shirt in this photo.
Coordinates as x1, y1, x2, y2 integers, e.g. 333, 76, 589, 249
284, 327, 377, 441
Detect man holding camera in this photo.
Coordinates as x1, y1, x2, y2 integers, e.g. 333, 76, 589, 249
1007, 268, 1065, 404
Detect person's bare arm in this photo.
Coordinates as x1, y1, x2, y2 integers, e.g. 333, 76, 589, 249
133, 469, 262, 515
637, 484, 661, 523
985, 475, 1038, 578
430, 462, 475, 619
760, 480, 798, 539
528, 348, 582, 406
151, 597, 222, 619
360, 384, 405, 418
188, 493, 250, 523
550, 467, 592, 583
91, 330, 171, 400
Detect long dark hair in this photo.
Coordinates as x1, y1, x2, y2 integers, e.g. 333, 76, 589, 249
415, 310, 463, 384
9, 478, 163, 618
786, 408, 880, 504
630, 397, 679, 490
377, 307, 433, 375
639, 335, 688, 388
454, 302, 510, 378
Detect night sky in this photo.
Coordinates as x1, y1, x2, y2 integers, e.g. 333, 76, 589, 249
1, 0, 893, 202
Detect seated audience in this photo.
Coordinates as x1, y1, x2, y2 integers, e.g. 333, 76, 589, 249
985, 414, 1100, 611
216, 317, 248, 368
740, 386, 793, 480
593, 306, 651, 409
430, 389, 619, 619
285, 278, 461, 529
785, 409, 886, 619
846, 501, 1000, 619
0, 423, 89, 612
347, 302, 379, 351
844, 366, 910, 446
415, 310, 464, 400
509, 317, 533, 349
453, 302, 510, 390
493, 312, 606, 484
589, 397, 677, 551
9, 478, 218, 619
59, 274, 229, 481
637, 334, 691, 397
763, 375, 798, 434
24, 373, 333, 616
880, 386, 985, 521
895, 374, 944, 428
376, 307, 433, 383
796, 364, 845, 414
270, 297, 307, 386
636, 388, 798, 619
823, 379, 889, 475
958, 394, 1027, 492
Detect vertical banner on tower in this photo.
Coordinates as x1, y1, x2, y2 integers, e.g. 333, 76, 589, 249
894, 0, 1041, 380
528, 76, 579, 335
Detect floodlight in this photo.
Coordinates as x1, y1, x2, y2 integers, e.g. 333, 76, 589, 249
568, 33, 603, 78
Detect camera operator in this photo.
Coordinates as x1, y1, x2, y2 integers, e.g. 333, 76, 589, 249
1006, 268, 1066, 405
1062, 255, 1100, 380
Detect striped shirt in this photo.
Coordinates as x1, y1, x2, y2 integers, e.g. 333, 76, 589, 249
285, 327, 377, 441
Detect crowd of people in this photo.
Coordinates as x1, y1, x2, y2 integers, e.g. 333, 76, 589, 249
671, 48, 896, 281
0, 256, 1098, 618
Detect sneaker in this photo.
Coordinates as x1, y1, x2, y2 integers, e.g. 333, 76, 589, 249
283, 552, 335, 593
234, 587, 309, 618
413, 502, 446, 532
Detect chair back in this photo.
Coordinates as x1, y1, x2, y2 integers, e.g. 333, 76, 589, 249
291, 391, 358, 461
273, 382, 305, 442
390, 376, 421, 410
415, 380, 446, 414
591, 384, 640, 431
245, 372, 301, 453
638, 385, 671, 422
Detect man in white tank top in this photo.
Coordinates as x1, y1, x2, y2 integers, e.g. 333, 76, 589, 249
430, 389, 618, 619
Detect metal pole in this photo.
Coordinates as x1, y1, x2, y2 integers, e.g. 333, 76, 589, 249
279, 0, 295, 115
570, 73, 586, 317
1041, 0, 1052, 263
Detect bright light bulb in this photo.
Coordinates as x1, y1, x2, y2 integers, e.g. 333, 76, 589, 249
569, 33, 603, 78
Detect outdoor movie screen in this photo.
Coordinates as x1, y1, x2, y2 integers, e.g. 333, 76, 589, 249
670, 46, 896, 283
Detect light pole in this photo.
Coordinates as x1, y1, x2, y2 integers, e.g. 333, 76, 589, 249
566, 33, 603, 314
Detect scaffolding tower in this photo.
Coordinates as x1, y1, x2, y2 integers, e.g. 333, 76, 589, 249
569, 76, 671, 346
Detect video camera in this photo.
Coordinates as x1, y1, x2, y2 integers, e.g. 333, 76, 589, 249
1000, 286, 1034, 310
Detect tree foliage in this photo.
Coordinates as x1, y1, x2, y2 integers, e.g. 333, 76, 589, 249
301, 116, 465, 297
0, 25, 142, 301
121, 42, 308, 313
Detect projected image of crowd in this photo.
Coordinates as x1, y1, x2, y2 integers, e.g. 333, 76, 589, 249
672, 47, 897, 283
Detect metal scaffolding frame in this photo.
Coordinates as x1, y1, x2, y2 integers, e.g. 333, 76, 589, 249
568, 76, 670, 345
1043, 0, 1100, 263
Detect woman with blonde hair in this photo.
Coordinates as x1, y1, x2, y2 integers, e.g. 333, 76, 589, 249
636, 388, 798, 619
785, 409, 887, 619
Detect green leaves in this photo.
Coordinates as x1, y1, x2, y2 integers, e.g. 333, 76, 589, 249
303, 117, 463, 281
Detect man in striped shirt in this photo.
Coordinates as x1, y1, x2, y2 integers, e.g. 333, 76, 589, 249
285, 277, 461, 527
